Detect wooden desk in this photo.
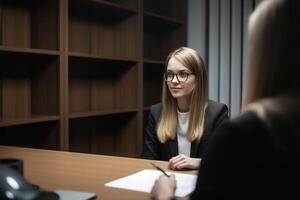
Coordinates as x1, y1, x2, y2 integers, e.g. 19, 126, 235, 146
0, 146, 194, 200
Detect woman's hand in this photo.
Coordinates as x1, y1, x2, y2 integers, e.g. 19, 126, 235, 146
168, 154, 201, 170
151, 174, 176, 200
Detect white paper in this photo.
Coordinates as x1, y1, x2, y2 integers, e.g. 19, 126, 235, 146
105, 169, 197, 197
55, 190, 96, 200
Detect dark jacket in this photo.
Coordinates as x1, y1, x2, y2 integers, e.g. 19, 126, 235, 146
141, 100, 229, 161
191, 111, 300, 199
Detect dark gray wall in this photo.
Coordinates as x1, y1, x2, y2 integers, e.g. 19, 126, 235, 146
188, 0, 262, 117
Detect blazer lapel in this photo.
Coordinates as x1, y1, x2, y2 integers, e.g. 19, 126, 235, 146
190, 140, 199, 158
191, 129, 209, 158
167, 137, 178, 158
168, 137, 200, 158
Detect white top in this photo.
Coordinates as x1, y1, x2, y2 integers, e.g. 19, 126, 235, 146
177, 110, 191, 157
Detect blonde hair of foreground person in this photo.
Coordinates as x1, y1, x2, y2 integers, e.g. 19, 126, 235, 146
244, 0, 300, 135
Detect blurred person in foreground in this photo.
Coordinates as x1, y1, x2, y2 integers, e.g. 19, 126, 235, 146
151, 0, 300, 199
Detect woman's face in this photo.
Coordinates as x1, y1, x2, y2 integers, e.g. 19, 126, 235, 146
166, 56, 196, 100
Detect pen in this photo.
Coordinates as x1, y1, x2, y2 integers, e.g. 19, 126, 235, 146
151, 162, 170, 177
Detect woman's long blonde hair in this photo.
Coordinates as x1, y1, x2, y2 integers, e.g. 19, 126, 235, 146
157, 47, 208, 143
243, 0, 300, 136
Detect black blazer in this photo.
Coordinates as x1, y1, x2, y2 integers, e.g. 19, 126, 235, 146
141, 100, 229, 161
191, 111, 300, 199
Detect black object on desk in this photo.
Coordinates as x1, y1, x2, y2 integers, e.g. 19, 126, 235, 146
0, 164, 59, 200
0, 158, 24, 176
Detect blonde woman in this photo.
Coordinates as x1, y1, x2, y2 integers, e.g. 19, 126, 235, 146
142, 47, 228, 170
151, 0, 300, 199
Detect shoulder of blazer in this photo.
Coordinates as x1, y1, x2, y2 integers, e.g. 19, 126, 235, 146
150, 101, 228, 122
150, 103, 162, 122
207, 99, 229, 116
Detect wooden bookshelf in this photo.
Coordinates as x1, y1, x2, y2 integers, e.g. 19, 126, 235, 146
0, 0, 58, 50
144, 0, 186, 20
0, 115, 60, 127
0, 0, 187, 157
69, 0, 138, 59
143, 62, 164, 107
0, 121, 60, 150
144, 13, 185, 61
0, 51, 59, 121
143, 0, 187, 106
68, 56, 138, 113
69, 112, 138, 157
0, 0, 60, 151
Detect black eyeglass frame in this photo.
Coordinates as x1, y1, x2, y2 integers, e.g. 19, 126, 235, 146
164, 71, 195, 83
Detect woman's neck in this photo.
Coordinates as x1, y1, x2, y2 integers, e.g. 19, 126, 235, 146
177, 97, 191, 112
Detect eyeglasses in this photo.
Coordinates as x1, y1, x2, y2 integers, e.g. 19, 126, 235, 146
164, 71, 194, 82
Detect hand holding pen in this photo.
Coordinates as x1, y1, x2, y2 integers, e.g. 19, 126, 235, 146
151, 163, 176, 199
151, 162, 170, 177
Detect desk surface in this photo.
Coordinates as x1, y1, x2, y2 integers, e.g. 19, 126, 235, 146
0, 146, 194, 200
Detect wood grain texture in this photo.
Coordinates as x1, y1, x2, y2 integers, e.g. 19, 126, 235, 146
70, 112, 138, 156
2, 4, 31, 48
0, 123, 59, 150
31, 0, 58, 50
0, 146, 195, 200
0, 0, 187, 157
